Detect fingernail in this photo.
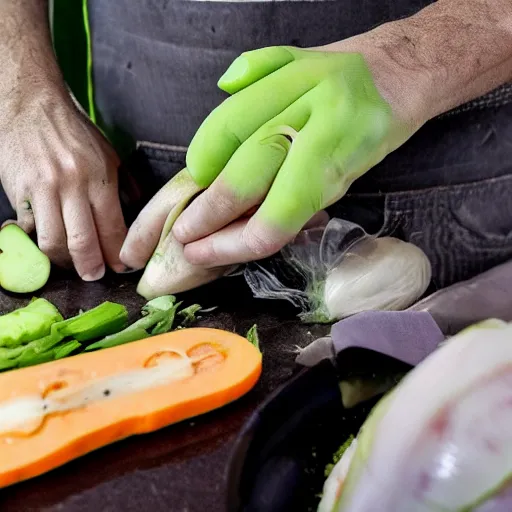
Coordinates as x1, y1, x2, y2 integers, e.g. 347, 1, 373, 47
111, 263, 139, 274
82, 265, 105, 282
172, 220, 187, 241
119, 266, 140, 274
218, 56, 248, 84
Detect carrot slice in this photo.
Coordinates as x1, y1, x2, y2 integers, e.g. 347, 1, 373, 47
0, 327, 262, 488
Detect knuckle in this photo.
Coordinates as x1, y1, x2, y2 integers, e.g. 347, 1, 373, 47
203, 188, 240, 219
67, 232, 94, 255
38, 236, 68, 263
37, 168, 60, 190
242, 230, 281, 259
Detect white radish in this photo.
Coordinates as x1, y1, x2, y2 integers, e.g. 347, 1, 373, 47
137, 170, 230, 299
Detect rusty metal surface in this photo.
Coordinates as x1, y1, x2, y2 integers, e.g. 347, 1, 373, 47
0, 270, 327, 512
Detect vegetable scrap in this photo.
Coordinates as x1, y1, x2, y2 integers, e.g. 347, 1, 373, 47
0, 295, 204, 372
0, 224, 51, 293
324, 435, 355, 478
246, 324, 260, 351
0, 328, 262, 488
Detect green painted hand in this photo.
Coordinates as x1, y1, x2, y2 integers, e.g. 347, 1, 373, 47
172, 46, 416, 266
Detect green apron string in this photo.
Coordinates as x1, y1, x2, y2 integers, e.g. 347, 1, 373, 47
82, 0, 96, 123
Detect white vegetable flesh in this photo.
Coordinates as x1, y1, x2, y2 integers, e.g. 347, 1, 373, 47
0, 348, 210, 437
324, 236, 432, 320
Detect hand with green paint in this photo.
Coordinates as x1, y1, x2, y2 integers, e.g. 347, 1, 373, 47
166, 45, 428, 266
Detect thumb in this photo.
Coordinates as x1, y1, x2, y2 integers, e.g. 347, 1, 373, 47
119, 169, 203, 270
218, 46, 295, 94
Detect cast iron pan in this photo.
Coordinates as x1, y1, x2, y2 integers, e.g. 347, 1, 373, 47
225, 350, 412, 512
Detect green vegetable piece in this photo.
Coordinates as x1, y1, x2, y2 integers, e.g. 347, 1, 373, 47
0, 298, 63, 348
0, 358, 17, 371
324, 435, 355, 478
85, 327, 150, 351
0, 224, 52, 293
0, 345, 26, 360
178, 304, 202, 327
34, 301, 129, 353
54, 340, 81, 360
15, 346, 55, 369
151, 302, 181, 335
85, 296, 178, 351
56, 301, 128, 341
246, 324, 260, 351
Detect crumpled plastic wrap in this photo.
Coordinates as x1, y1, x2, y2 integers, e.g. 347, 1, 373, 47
244, 218, 432, 323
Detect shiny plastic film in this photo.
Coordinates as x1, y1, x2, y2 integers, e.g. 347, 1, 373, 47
243, 218, 432, 323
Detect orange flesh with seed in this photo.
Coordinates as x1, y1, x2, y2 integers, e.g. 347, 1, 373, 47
0, 328, 262, 488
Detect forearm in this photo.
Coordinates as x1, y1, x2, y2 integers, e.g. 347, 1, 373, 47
0, 1, 66, 112
325, 0, 512, 126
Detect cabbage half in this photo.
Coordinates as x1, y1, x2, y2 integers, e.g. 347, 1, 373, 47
318, 319, 512, 512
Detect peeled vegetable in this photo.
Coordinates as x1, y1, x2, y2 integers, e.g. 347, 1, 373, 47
0, 327, 262, 488
137, 169, 230, 299
318, 318, 512, 512
244, 218, 432, 323
0, 224, 51, 293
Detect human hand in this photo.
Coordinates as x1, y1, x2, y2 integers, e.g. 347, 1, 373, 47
0, 88, 128, 281
169, 44, 430, 267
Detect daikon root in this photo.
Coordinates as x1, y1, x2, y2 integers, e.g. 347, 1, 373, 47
137, 169, 230, 299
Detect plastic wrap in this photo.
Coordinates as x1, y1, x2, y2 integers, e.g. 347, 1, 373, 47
244, 218, 432, 323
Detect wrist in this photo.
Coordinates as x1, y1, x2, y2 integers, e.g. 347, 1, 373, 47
318, 24, 438, 136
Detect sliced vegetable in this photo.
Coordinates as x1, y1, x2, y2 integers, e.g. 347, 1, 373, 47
55, 301, 128, 342
0, 224, 51, 293
33, 301, 128, 353
86, 327, 150, 351
0, 298, 63, 348
0, 327, 262, 488
86, 296, 179, 351
136, 169, 229, 299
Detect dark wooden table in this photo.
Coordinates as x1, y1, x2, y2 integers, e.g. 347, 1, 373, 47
0, 270, 328, 512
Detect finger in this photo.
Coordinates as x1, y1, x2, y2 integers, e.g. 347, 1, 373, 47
174, 100, 311, 244
183, 215, 291, 267
90, 182, 128, 273
218, 46, 295, 94
303, 210, 330, 229
183, 210, 326, 268
31, 192, 70, 267
61, 193, 105, 281
120, 170, 202, 270
186, 56, 333, 188
14, 199, 36, 234
254, 107, 365, 237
